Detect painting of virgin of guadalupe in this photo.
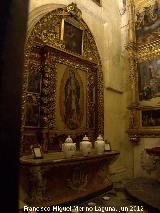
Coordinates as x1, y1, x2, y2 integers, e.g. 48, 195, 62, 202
57, 64, 85, 131
64, 70, 81, 129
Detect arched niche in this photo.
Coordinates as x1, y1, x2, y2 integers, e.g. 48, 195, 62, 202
22, 3, 104, 154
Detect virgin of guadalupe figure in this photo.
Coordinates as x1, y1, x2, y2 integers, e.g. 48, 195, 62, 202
64, 70, 81, 129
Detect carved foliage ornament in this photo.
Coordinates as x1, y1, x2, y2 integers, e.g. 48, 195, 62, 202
66, 2, 82, 20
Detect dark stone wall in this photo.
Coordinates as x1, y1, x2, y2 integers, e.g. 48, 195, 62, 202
0, 0, 28, 212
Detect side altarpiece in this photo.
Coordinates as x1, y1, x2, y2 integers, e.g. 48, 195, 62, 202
21, 3, 104, 154
126, 0, 160, 142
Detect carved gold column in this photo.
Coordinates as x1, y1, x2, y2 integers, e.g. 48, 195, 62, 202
126, 0, 139, 143
127, 0, 137, 104
128, 0, 136, 44
41, 49, 56, 130
126, 43, 138, 104
41, 51, 50, 128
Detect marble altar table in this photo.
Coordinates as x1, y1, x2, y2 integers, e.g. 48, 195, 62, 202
20, 150, 119, 207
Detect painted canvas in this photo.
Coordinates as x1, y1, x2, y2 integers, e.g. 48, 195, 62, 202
63, 21, 83, 54
136, 1, 160, 38
55, 64, 86, 130
142, 109, 160, 127
138, 59, 160, 101
25, 103, 40, 127
64, 71, 80, 129
28, 70, 41, 93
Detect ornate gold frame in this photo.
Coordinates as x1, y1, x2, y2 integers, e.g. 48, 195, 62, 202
21, 3, 104, 154
126, 1, 160, 142
40, 45, 97, 131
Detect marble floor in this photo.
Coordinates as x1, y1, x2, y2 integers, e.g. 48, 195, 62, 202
68, 188, 151, 213
19, 179, 159, 213
125, 177, 160, 213
65, 178, 159, 213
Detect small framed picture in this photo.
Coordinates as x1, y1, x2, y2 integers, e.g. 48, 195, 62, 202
61, 19, 83, 55
31, 145, 43, 159
104, 141, 111, 151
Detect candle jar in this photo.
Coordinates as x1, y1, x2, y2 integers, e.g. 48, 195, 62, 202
95, 135, 105, 154
80, 135, 92, 157
62, 135, 76, 158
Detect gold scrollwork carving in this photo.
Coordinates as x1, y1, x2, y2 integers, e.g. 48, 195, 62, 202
126, 43, 137, 84
97, 64, 104, 135
137, 39, 160, 62
129, 135, 140, 143
129, 109, 138, 129
41, 58, 56, 129
66, 3, 82, 20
